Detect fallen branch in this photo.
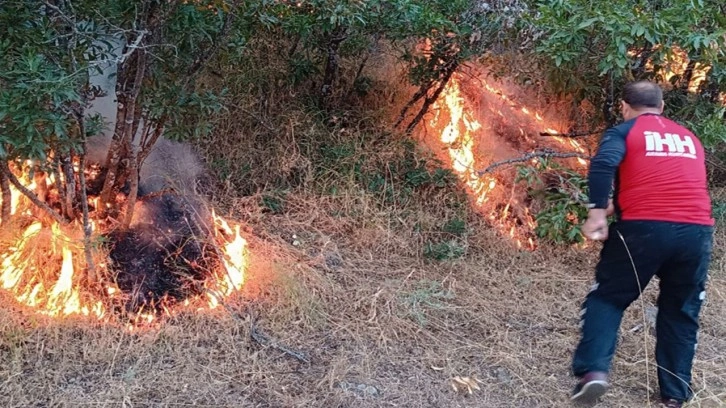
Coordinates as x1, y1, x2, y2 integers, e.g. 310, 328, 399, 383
200, 285, 311, 366
251, 320, 311, 365
405, 61, 459, 134
539, 129, 604, 138
0, 162, 68, 225
477, 150, 591, 175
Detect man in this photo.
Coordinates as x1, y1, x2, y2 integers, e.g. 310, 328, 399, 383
570, 81, 714, 407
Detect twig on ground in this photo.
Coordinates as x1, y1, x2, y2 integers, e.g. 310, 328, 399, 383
204, 286, 311, 366
477, 150, 591, 175
250, 319, 311, 365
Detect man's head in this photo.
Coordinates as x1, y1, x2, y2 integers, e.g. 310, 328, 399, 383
620, 81, 664, 120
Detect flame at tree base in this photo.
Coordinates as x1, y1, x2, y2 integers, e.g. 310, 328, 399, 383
0, 177, 249, 324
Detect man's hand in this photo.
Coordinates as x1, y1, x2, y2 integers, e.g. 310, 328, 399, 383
582, 208, 609, 241
606, 199, 614, 216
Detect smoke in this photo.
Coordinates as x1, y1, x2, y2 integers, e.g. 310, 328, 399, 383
85, 133, 207, 197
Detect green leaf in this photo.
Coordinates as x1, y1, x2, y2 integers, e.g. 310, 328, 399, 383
576, 17, 599, 30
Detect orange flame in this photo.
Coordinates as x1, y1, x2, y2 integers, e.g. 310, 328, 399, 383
430, 77, 497, 206
428, 76, 538, 248
1, 173, 250, 323
482, 81, 587, 168
207, 214, 248, 309
427, 73, 589, 249
1, 222, 107, 318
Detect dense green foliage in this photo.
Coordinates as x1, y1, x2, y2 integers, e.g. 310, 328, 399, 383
531, 0, 726, 143
516, 160, 589, 245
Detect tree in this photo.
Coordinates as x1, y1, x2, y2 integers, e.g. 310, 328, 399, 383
0, 0, 238, 228
529, 0, 726, 145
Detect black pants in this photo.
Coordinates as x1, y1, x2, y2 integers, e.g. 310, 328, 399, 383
572, 220, 713, 401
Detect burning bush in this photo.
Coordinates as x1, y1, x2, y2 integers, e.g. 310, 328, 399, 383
0, 159, 247, 324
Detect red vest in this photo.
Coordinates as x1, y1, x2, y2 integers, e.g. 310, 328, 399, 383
617, 114, 713, 226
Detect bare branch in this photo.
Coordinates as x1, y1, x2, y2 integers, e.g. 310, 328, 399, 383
42, 1, 75, 26
477, 150, 591, 175
118, 30, 148, 64
250, 319, 311, 365
185, 4, 235, 80
539, 129, 604, 138
404, 60, 459, 134
0, 162, 68, 225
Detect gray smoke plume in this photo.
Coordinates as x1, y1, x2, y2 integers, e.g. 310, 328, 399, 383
85, 133, 207, 197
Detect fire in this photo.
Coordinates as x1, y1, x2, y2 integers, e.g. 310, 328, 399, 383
0, 169, 250, 324
207, 214, 248, 308
645, 46, 710, 93
481, 81, 588, 167
431, 77, 497, 206
426, 72, 588, 249
1, 221, 106, 318
428, 75, 533, 247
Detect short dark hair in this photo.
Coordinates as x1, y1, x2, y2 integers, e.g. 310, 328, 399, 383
622, 81, 663, 109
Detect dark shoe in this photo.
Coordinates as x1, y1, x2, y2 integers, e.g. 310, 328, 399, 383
660, 399, 683, 408
570, 371, 609, 404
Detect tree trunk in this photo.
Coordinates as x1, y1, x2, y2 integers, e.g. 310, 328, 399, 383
139, 119, 165, 166
33, 169, 49, 204
122, 144, 139, 229
98, 48, 146, 214
320, 27, 347, 107
98, 59, 131, 210
77, 148, 97, 284
54, 155, 68, 218
61, 154, 76, 219
395, 86, 430, 128
0, 169, 11, 226
405, 61, 459, 134
680, 59, 697, 92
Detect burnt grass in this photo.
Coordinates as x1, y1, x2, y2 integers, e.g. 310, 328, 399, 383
106, 193, 219, 314
1, 191, 725, 408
